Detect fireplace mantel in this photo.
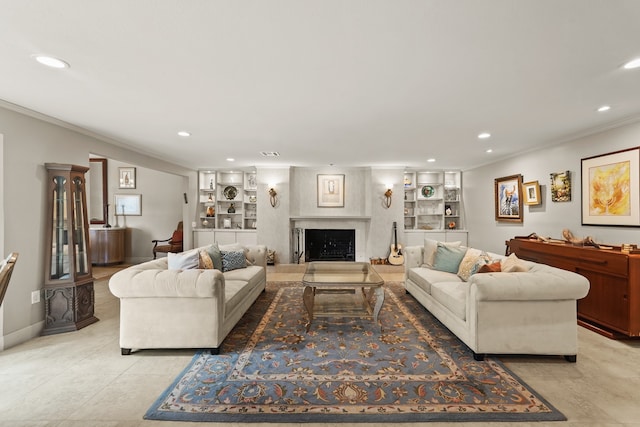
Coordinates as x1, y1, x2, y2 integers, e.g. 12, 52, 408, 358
290, 216, 371, 221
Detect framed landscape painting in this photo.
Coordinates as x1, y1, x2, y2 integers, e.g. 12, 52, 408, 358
494, 174, 523, 222
550, 170, 571, 202
581, 147, 640, 226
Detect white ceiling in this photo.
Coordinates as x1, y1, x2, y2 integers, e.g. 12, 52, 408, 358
1, 0, 640, 171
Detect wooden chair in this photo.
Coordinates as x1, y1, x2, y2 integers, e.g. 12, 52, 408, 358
0, 253, 18, 307
152, 221, 184, 259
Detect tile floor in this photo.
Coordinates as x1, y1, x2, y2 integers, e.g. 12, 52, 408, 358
1, 264, 639, 426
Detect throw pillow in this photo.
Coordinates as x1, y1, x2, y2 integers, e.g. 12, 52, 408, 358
221, 250, 246, 272
205, 243, 222, 271
457, 248, 487, 281
477, 261, 502, 273
469, 254, 491, 276
433, 243, 467, 274
198, 250, 214, 269
167, 250, 199, 270
423, 238, 462, 267
501, 253, 530, 272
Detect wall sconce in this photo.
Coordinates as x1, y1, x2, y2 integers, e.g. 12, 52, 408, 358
384, 187, 393, 208
268, 187, 278, 207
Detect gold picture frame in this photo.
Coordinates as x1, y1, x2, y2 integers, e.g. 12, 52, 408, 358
317, 174, 345, 207
494, 174, 523, 222
581, 147, 639, 226
522, 181, 541, 206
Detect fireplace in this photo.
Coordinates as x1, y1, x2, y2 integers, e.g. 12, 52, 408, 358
305, 229, 355, 262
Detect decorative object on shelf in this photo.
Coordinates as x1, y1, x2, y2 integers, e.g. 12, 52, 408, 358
268, 187, 278, 207
118, 167, 136, 189
445, 205, 452, 216
209, 178, 214, 190
445, 188, 458, 201
404, 176, 412, 187
404, 207, 409, 215
227, 203, 236, 213
43, 163, 98, 335
249, 195, 257, 203
247, 173, 257, 189
550, 170, 571, 202
223, 218, 231, 229
523, 181, 541, 206
581, 147, 639, 226
317, 174, 345, 207
383, 186, 393, 208
206, 206, 215, 217
421, 185, 435, 198
448, 221, 456, 229
202, 219, 209, 226
114, 194, 142, 215
207, 193, 214, 202
494, 174, 523, 223
223, 185, 237, 200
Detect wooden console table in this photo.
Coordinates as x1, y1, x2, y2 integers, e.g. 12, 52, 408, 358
90, 227, 125, 265
507, 238, 640, 339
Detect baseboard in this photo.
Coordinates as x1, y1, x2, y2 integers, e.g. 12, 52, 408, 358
1, 320, 45, 351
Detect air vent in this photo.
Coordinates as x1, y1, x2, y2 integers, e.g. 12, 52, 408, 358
260, 151, 280, 157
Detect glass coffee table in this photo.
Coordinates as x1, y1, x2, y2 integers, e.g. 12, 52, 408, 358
301, 261, 385, 332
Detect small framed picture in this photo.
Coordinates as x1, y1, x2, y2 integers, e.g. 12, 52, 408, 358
522, 181, 541, 205
119, 167, 136, 189
114, 194, 141, 216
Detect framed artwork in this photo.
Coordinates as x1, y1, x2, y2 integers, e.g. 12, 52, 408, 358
119, 167, 136, 189
522, 181, 541, 205
317, 174, 345, 207
114, 194, 141, 216
494, 174, 523, 222
581, 147, 639, 226
550, 170, 571, 202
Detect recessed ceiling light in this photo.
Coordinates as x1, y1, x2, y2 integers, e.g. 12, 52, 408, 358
486, 149, 493, 153
478, 132, 491, 140
32, 54, 69, 69
623, 58, 640, 69
427, 158, 436, 163
226, 158, 235, 162
597, 105, 611, 112
177, 131, 191, 137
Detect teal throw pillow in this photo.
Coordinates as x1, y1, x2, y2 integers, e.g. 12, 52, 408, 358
206, 243, 223, 271
221, 250, 246, 272
433, 243, 467, 274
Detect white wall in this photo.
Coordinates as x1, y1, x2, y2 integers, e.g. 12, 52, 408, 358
0, 105, 194, 349
464, 119, 640, 255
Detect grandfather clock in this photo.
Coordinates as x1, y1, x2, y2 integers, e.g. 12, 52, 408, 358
42, 163, 98, 335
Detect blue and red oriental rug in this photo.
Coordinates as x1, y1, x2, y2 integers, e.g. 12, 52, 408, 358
144, 282, 565, 423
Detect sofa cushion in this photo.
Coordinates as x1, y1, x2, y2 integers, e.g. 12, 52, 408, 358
433, 243, 467, 273
198, 250, 214, 269
221, 250, 246, 272
457, 248, 490, 281
205, 243, 223, 270
167, 250, 199, 270
223, 265, 264, 289
224, 279, 255, 314
501, 253, 530, 272
430, 281, 468, 321
407, 267, 462, 294
478, 261, 502, 273
423, 239, 462, 267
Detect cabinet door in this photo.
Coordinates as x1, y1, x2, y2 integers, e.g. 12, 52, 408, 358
193, 230, 216, 247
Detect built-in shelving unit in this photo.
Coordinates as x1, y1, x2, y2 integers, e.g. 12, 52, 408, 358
404, 170, 463, 231
197, 169, 257, 230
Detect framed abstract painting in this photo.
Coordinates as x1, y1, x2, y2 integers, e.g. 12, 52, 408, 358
581, 147, 640, 226
494, 174, 523, 222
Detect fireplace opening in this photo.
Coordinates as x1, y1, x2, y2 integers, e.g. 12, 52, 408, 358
305, 229, 355, 262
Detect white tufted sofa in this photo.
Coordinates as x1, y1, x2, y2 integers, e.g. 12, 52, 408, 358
404, 241, 590, 362
109, 244, 267, 355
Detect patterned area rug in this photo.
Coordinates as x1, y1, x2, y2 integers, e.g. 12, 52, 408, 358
145, 282, 565, 422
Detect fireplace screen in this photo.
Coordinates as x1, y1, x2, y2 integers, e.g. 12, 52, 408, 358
305, 229, 355, 262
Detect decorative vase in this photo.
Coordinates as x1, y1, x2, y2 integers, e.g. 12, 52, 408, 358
227, 203, 235, 213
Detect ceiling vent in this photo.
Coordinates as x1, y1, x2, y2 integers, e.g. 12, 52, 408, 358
260, 151, 280, 157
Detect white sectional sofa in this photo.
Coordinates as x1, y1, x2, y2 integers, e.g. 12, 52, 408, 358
404, 240, 590, 362
109, 243, 267, 355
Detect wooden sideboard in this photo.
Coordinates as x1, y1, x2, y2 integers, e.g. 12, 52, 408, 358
90, 227, 125, 265
507, 238, 640, 339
